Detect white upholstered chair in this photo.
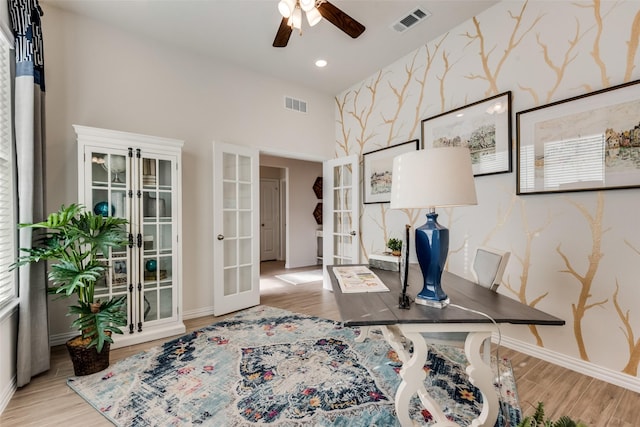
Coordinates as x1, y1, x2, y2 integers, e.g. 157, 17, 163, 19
471, 246, 511, 292
422, 246, 511, 362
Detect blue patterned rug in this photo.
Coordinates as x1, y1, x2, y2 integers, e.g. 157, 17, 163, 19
67, 306, 522, 426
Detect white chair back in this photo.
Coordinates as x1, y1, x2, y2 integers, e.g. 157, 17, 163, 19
472, 246, 510, 291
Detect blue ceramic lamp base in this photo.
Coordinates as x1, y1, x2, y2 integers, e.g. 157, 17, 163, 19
415, 211, 450, 309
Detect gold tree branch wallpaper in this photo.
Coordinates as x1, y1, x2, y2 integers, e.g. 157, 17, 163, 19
333, 0, 640, 391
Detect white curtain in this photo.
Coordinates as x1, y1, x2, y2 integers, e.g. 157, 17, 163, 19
10, 0, 48, 387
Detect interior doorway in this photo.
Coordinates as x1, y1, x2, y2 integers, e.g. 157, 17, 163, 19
260, 178, 281, 261
259, 166, 286, 262
259, 154, 323, 279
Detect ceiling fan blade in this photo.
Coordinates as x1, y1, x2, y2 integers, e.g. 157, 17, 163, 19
317, 1, 365, 39
273, 17, 293, 47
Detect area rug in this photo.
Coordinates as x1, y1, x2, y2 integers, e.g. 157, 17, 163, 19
274, 269, 323, 285
67, 306, 522, 426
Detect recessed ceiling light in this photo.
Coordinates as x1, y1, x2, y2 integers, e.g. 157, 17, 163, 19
315, 59, 327, 68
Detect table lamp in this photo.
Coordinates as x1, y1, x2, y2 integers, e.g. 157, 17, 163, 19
390, 147, 477, 308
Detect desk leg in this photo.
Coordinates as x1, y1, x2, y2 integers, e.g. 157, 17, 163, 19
355, 326, 372, 343
378, 325, 409, 362
464, 332, 499, 427
396, 331, 458, 427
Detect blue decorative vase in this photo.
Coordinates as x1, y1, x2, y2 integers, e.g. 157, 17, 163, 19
414, 212, 450, 307
145, 259, 157, 272
93, 201, 114, 217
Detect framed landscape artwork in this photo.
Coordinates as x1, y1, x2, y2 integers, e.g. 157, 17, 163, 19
516, 79, 640, 195
362, 140, 419, 204
422, 91, 512, 177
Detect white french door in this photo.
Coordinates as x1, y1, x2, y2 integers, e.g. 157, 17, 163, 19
322, 155, 360, 290
213, 142, 260, 315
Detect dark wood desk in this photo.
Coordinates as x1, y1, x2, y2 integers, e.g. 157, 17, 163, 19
328, 265, 565, 427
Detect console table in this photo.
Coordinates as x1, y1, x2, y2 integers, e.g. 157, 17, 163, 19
328, 265, 565, 427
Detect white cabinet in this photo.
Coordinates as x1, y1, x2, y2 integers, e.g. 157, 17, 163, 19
75, 125, 185, 347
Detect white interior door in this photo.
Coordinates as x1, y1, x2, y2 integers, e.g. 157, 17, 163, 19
213, 142, 260, 315
260, 178, 280, 261
322, 155, 360, 290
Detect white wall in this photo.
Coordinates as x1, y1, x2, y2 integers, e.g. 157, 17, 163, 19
260, 155, 322, 268
41, 4, 334, 333
336, 0, 640, 391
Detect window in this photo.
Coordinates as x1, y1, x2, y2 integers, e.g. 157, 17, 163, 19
0, 29, 15, 310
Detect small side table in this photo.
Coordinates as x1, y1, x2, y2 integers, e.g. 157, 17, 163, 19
368, 252, 400, 271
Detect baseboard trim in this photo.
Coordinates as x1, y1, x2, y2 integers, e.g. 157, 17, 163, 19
50, 322, 188, 348
182, 306, 215, 320
0, 375, 16, 415
49, 331, 76, 347
498, 335, 640, 393
50, 308, 217, 345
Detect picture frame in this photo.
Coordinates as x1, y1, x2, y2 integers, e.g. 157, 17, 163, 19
114, 260, 127, 274
422, 91, 512, 177
363, 139, 419, 204
516, 79, 640, 195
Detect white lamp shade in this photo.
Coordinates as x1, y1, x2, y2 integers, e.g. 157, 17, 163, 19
278, 0, 296, 18
390, 147, 478, 209
306, 7, 322, 26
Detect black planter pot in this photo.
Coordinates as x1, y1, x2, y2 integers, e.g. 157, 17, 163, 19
65, 336, 110, 376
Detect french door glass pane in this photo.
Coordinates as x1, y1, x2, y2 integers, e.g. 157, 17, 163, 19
239, 238, 251, 264
224, 268, 236, 296
238, 155, 251, 181
239, 265, 252, 292
224, 211, 237, 238
238, 211, 251, 237
224, 240, 237, 267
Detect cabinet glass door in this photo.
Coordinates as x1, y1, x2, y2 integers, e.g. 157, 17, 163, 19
87, 149, 132, 329
141, 156, 175, 323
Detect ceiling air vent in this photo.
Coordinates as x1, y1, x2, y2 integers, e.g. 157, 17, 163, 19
391, 7, 431, 33
284, 96, 307, 113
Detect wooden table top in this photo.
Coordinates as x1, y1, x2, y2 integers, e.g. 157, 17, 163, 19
328, 264, 565, 328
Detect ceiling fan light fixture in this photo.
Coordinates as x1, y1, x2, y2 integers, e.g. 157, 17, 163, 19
305, 7, 322, 27
278, 0, 295, 18
290, 5, 302, 30
300, 0, 315, 12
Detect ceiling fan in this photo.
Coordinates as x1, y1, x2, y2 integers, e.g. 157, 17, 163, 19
273, 0, 365, 48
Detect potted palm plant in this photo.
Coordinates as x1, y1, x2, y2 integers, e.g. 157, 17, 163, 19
12, 203, 129, 376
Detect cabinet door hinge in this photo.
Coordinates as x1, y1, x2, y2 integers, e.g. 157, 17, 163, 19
128, 147, 133, 158
136, 148, 141, 159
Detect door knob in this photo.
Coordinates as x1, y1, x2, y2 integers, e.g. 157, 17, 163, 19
217, 234, 224, 240
350, 231, 356, 236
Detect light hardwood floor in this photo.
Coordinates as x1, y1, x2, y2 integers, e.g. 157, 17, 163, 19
1, 261, 639, 426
